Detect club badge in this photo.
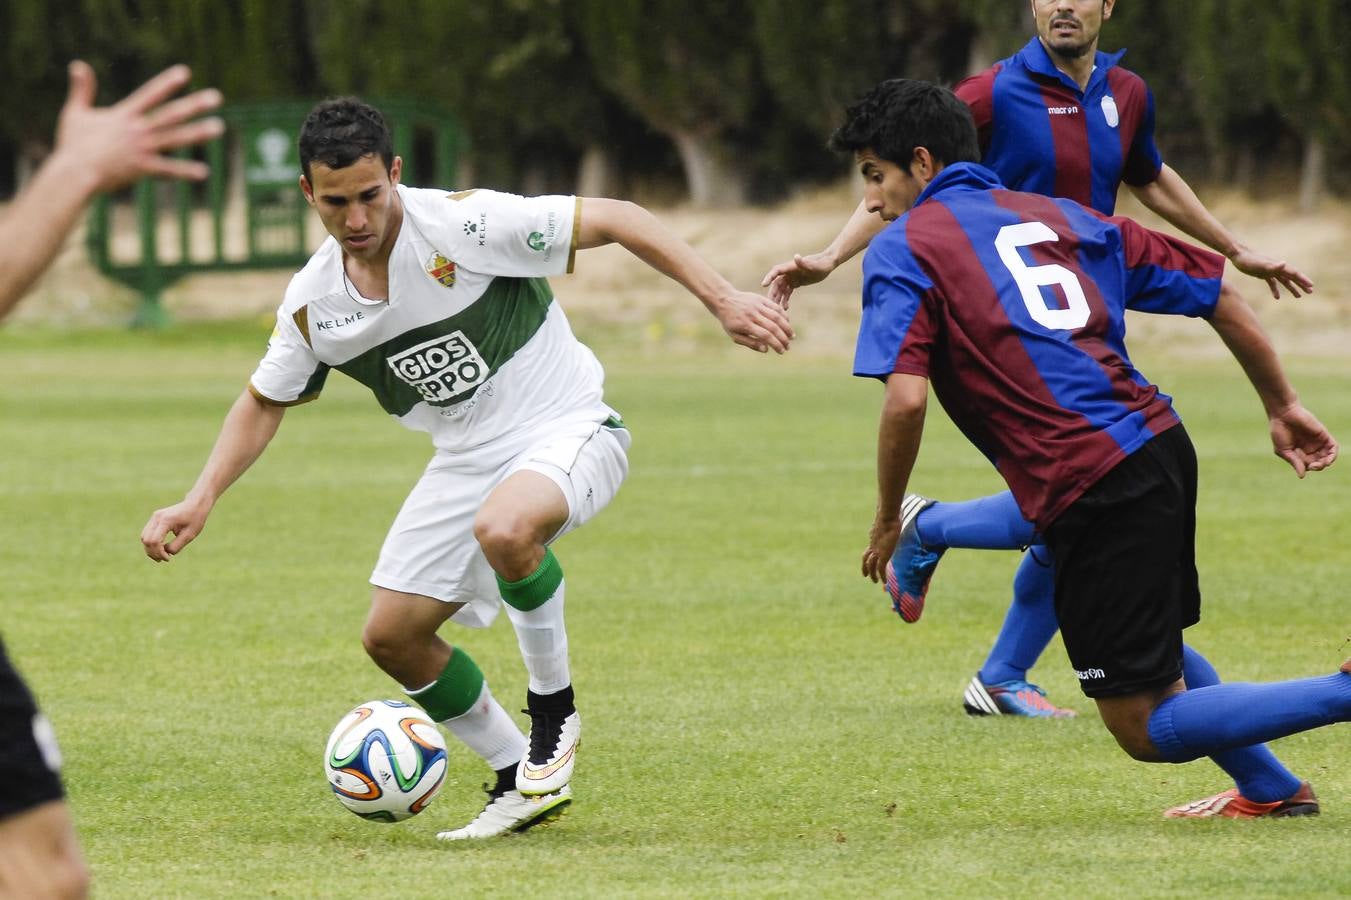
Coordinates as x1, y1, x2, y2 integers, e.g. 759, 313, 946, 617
1101, 95, 1120, 128
425, 251, 457, 288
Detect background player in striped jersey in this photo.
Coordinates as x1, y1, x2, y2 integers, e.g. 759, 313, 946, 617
763, 0, 1310, 729
839, 76, 1346, 819
0, 62, 223, 899
141, 98, 793, 841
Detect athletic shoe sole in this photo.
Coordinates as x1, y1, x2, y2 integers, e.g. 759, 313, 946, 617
1164, 782, 1319, 819
513, 794, 572, 832
436, 790, 573, 841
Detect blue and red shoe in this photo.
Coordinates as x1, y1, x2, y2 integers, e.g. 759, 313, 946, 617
962, 675, 1077, 718
884, 494, 942, 623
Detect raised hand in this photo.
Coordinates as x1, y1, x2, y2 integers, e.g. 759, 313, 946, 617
56, 61, 224, 191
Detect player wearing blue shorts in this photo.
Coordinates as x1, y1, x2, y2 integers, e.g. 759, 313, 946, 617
838, 76, 1346, 818
0, 63, 223, 898
765, 0, 1313, 727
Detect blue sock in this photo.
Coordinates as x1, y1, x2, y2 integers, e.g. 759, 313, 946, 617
1148, 667, 1351, 763
1181, 645, 1304, 803
979, 547, 1058, 685
915, 490, 1035, 550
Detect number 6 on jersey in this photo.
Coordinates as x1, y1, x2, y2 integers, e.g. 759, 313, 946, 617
995, 221, 1090, 331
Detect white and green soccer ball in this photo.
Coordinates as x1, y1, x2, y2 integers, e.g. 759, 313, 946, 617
324, 700, 448, 822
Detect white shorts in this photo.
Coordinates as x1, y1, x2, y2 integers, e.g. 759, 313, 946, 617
370, 420, 630, 628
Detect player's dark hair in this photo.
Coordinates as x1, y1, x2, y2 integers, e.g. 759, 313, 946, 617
298, 98, 394, 180
829, 79, 979, 171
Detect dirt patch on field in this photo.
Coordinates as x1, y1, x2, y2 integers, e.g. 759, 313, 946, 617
13, 183, 1351, 358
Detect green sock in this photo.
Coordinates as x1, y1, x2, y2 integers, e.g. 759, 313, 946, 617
497, 548, 563, 612
406, 647, 485, 722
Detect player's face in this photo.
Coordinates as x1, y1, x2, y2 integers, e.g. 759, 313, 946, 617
1031, 0, 1113, 59
301, 154, 404, 261
857, 150, 928, 222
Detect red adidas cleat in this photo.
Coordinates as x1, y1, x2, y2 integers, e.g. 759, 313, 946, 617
1164, 781, 1319, 819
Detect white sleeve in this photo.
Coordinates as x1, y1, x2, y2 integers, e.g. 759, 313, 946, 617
429, 189, 578, 278
247, 305, 330, 406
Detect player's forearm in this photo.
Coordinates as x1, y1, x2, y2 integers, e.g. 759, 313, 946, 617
0, 150, 103, 319
184, 390, 286, 507
824, 199, 887, 269
875, 375, 928, 519
576, 197, 740, 314
1207, 282, 1299, 417
1130, 165, 1242, 259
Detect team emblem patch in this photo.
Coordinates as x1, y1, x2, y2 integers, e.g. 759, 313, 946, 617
425, 251, 457, 288
1100, 95, 1119, 128
386, 331, 488, 403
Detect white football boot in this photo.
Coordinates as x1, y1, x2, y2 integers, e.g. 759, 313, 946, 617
517, 709, 581, 796
436, 786, 572, 841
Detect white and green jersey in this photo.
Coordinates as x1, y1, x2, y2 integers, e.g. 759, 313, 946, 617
249, 185, 617, 466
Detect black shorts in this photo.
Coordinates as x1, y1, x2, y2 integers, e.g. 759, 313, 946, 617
1044, 423, 1200, 699
0, 638, 67, 819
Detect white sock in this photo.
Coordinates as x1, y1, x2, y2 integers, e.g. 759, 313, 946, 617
441, 682, 527, 770
504, 580, 571, 694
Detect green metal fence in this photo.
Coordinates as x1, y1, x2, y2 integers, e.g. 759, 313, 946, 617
87, 99, 461, 325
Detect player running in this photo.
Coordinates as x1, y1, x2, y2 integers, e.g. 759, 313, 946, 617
841, 76, 1345, 819
140, 97, 792, 840
765, 0, 1312, 728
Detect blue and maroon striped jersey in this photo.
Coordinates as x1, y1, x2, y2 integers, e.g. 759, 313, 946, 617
853, 164, 1223, 529
955, 38, 1162, 215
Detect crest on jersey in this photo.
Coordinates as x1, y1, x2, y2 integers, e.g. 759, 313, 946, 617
425, 251, 457, 288
1100, 95, 1120, 128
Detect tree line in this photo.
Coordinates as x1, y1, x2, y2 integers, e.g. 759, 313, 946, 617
2, 0, 1347, 208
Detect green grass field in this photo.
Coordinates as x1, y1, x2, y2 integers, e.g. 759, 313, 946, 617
3, 322, 1349, 898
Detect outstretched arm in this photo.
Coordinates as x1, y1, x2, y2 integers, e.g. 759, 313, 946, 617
1129, 165, 1312, 299
0, 62, 223, 319
1207, 281, 1337, 477
141, 390, 286, 561
760, 198, 887, 307
861, 373, 928, 582
575, 197, 793, 353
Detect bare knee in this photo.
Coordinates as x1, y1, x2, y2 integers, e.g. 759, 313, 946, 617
1094, 681, 1184, 763
0, 801, 90, 899
47, 854, 90, 900
360, 617, 404, 674
1104, 722, 1166, 762
3, 857, 92, 900
363, 588, 459, 688
362, 595, 427, 678
472, 511, 542, 574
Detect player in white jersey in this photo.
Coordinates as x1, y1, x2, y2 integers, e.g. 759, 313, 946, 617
141, 97, 793, 840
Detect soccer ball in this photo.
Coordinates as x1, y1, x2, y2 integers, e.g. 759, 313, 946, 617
323, 700, 448, 822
